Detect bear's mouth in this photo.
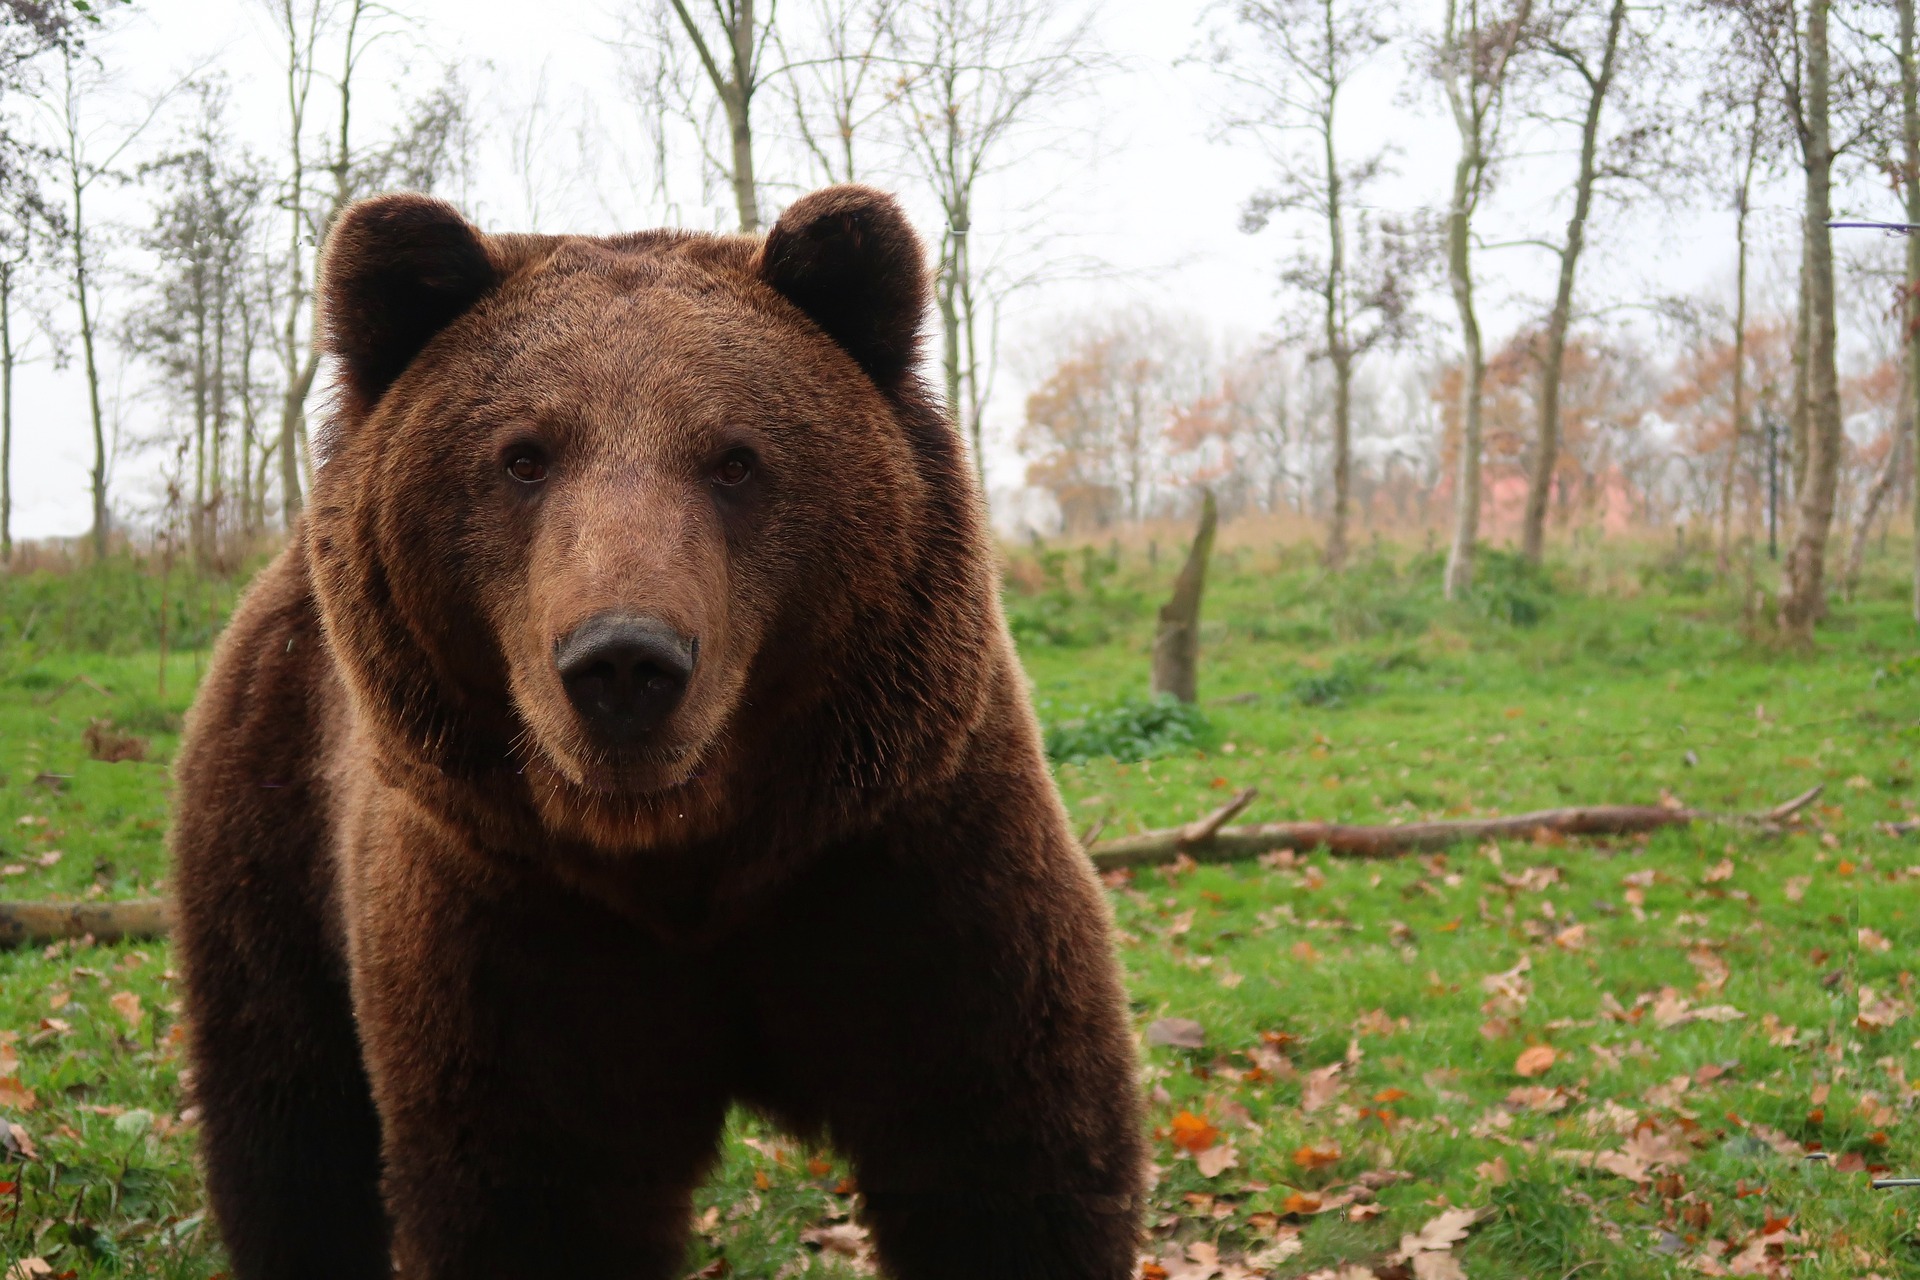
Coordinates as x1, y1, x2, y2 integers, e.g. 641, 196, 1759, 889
546, 739, 708, 798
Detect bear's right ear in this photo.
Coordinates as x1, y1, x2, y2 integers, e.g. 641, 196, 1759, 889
319, 193, 500, 420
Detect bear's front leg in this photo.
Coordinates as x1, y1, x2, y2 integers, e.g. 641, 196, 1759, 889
344, 821, 731, 1279
743, 795, 1148, 1280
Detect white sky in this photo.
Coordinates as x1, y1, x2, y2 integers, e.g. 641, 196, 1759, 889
1, 0, 1900, 540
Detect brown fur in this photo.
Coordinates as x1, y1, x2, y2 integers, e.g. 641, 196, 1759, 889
171, 185, 1145, 1279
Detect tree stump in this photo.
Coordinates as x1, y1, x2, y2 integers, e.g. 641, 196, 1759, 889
1150, 489, 1217, 704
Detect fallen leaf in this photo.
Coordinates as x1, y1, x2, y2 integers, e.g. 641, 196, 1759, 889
0, 1078, 35, 1112
1688, 947, 1730, 994
1857, 987, 1913, 1032
1413, 1254, 1467, 1280
1703, 858, 1734, 883
1195, 1142, 1239, 1178
1784, 876, 1810, 903
1146, 1018, 1206, 1050
1393, 1207, 1480, 1261
1514, 1045, 1556, 1077
1505, 1085, 1571, 1113
108, 991, 143, 1032
800, 1222, 872, 1270
1474, 1156, 1510, 1185
1858, 928, 1892, 954
5, 1260, 52, 1280
1170, 1110, 1220, 1153
1291, 1142, 1341, 1170
1300, 1063, 1344, 1114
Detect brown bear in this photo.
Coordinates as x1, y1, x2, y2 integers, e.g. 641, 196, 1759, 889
169, 184, 1145, 1280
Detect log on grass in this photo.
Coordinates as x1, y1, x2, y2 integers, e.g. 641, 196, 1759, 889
0, 897, 171, 948
0, 788, 1825, 946
1087, 784, 1824, 872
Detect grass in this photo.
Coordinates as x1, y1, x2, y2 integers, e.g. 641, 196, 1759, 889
0, 537, 1917, 1277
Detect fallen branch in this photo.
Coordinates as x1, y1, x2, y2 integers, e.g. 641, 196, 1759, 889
1088, 785, 1823, 872
0, 788, 1827, 947
0, 898, 171, 949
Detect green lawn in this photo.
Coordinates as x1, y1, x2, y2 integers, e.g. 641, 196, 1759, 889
1, 539, 1917, 1278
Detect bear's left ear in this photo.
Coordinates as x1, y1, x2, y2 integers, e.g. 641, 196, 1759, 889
757, 185, 929, 390
319, 193, 500, 420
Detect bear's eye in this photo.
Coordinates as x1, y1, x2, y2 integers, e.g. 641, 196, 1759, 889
712, 451, 753, 487
506, 451, 547, 485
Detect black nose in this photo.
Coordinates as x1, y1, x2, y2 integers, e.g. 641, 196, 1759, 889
554, 614, 696, 741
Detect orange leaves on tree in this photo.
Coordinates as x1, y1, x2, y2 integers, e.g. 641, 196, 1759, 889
1168, 1110, 1219, 1154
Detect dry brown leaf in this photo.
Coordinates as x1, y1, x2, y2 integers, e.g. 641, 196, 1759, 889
1291, 1142, 1341, 1170
1858, 986, 1914, 1031
1392, 1207, 1480, 1261
1146, 1018, 1206, 1049
1300, 1063, 1345, 1114
1505, 1085, 1571, 1113
1858, 928, 1892, 954
1687, 948, 1730, 994
109, 991, 143, 1032
1783, 875, 1810, 903
1195, 1143, 1239, 1178
1413, 1253, 1468, 1280
1623, 1126, 1692, 1170
0, 1077, 36, 1112
800, 1222, 873, 1272
1513, 1045, 1556, 1077
1703, 858, 1734, 883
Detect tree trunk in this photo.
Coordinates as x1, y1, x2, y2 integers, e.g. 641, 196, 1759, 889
74, 195, 107, 561
1719, 91, 1763, 568
1843, 427, 1904, 598
1151, 490, 1218, 704
1904, 0, 1920, 626
1443, 146, 1483, 600
1781, 0, 1841, 641
1322, 48, 1352, 572
1523, 0, 1625, 565
0, 260, 11, 565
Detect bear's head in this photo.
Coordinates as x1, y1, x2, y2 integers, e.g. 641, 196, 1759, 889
305, 187, 1001, 854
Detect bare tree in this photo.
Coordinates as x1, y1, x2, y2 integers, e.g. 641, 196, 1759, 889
778, 0, 902, 185
1515, 0, 1632, 564
1903, 0, 1920, 623
888, 0, 1100, 485
128, 78, 265, 566
646, 0, 776, 232
50, 36, 170, 560
1206, 0, 1417, 571
1435, 0, 1532, 598
1714, 74, 1773, 565
261, 0, 326, 526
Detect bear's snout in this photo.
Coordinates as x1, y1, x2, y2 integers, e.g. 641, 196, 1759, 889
553, 612, 697, 744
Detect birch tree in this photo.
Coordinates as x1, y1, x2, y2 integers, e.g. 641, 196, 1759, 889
1902, 0, 1920, 623
1708, 0, 1890, 638
888, 0, 1099, 486
1515, 0, 1631, 564
1207, 0, 1416, 571
778, 0, 902, 186
1436, 0, 1532, 599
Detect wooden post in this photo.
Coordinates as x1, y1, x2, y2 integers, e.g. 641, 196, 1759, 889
1150, 490, 1217, 704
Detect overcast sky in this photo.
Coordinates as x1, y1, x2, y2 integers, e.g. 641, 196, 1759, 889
3, 0, 1900, 540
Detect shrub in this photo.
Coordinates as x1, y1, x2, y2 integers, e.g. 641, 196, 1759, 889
1042, 694, 1211, 764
